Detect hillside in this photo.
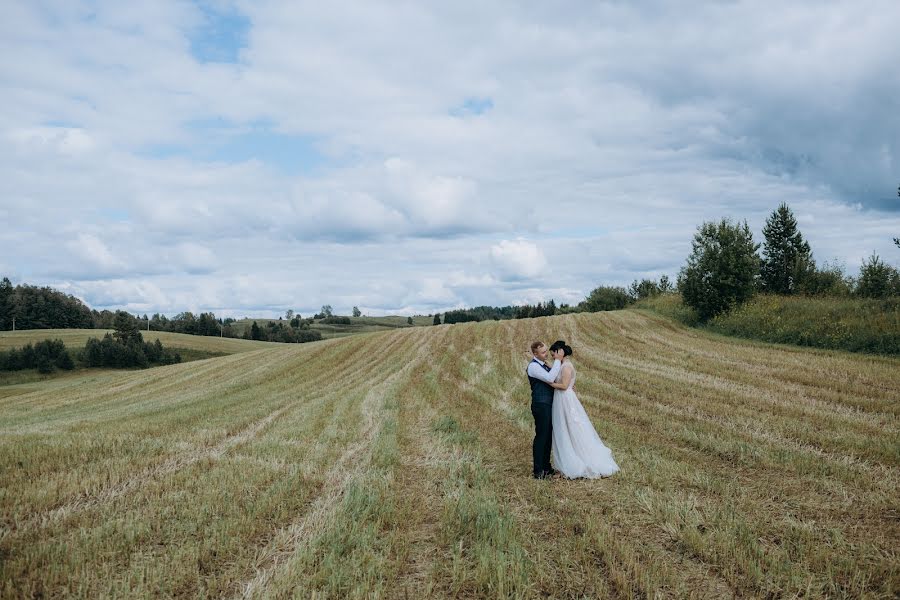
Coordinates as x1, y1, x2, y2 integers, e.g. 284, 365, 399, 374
0, 328, 276, 354
1, 311, 898, 598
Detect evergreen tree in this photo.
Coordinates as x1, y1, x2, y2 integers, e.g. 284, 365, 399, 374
679, 218, 760, 321
433, 313, 441, 325
0, 277, 12, 330
112, 311, 143, 346
760, 203, 812, 294
659, 274, 673, 293
856, 254, 900, 298
352, 306, 362, 317
629, 279, 661, 300
250, 321, 262, 341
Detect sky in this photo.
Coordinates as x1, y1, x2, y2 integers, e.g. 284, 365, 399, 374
2, 0, 899, 318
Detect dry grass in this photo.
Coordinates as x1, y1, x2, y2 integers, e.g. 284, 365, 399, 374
1, 312, 897, 598
0, 329, 275, 353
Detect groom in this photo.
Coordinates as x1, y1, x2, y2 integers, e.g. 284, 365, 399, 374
526, 341, 561, 479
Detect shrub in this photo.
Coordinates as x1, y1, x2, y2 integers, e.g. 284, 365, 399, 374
797, 261, 853, 297
0, 339, 74, 372
83, 333, 180, 369
579, 286, 631, 312
320, 316, 352, 325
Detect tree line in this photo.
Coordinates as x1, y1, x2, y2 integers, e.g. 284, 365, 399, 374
0, 311, 181, 374
678, 202, 900, 321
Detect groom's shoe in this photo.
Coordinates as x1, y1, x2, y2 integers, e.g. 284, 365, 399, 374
533, 471, 549, 480
546, 467, 559, 476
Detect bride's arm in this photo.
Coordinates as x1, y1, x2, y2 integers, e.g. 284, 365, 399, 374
550, 364, 573, 389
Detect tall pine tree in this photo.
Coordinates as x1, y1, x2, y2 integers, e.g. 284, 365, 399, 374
760, 203, 812, 294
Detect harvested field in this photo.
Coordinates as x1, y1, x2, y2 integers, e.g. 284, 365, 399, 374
1, 311, 898, 598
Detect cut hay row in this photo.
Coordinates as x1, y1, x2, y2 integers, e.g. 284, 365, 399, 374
1, 311, 897, 598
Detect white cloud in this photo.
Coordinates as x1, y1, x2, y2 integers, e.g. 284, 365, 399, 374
66, 233, 124, 273
490, 239, 547, 281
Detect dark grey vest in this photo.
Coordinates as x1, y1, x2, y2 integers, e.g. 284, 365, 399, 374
527, 360, 554, 404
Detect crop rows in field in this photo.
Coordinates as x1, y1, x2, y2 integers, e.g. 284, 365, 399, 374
1, 311, 898, 598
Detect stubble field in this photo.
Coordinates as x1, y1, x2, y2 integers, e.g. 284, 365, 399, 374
1, 311, 898, 598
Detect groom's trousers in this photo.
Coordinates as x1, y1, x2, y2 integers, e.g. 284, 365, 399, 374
531, 402, 553, 475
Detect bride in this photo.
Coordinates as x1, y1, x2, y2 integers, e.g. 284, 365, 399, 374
548, 340, 619, 479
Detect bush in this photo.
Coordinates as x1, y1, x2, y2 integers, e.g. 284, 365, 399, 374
55, 349, 75, 370
0, 338, 75, 372
797, 261, 853, 297
629, 279, 661, 301
83, 333, 180, 369
320, 316, 352, 325
579, 286, 631, 312
679, 218, 760, 321
296, 329, 323, 343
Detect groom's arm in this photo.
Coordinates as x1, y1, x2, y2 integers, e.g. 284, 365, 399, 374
526, 360, 561, 383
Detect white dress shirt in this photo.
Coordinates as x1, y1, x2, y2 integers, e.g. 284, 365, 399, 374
526, 358, 561, 384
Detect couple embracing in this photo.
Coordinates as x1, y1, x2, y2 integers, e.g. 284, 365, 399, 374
527, 340, 620, 480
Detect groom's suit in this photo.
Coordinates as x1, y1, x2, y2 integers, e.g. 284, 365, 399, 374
527, 357, 561, 477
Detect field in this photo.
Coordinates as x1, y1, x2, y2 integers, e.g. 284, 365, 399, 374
231, 315, 434, 339
1, 312, 898, 598
0, 330, 275, 391
0, 329, 275, 354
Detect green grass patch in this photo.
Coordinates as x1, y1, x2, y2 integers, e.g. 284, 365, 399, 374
432, 415, 532, 598
637, 294, 900, 355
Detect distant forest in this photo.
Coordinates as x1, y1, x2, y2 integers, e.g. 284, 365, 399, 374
0, 276, 599, 339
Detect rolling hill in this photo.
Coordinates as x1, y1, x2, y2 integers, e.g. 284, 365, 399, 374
0, 329, 276, 354
1, 311, 897, 598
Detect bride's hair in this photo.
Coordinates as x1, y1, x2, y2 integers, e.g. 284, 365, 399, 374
549, 340, 573, 356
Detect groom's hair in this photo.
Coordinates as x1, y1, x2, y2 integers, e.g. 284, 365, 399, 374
530, 341, 544, 353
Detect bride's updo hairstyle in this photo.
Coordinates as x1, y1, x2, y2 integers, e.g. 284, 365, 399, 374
549, 340, 573, 356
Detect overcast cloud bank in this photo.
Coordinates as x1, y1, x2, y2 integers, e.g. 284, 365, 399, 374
2, 1, 898, 317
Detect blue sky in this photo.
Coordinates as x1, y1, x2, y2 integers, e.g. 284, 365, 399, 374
1, 1, 898, 317
188, 3, 249, 64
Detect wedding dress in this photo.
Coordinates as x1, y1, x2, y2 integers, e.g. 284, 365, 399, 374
551, 361, 620, 478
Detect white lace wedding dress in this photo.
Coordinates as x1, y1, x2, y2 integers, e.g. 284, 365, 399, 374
551, 362, 620, 479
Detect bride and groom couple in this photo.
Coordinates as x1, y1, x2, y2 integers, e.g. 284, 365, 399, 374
527, 340, 620, 480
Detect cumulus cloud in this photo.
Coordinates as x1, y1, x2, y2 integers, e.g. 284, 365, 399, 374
490, 239, 548, 280
66, 233, 124, 274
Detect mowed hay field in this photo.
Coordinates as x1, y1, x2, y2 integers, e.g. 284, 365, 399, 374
1, 312, 898, 599
0, 329, 275, 354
